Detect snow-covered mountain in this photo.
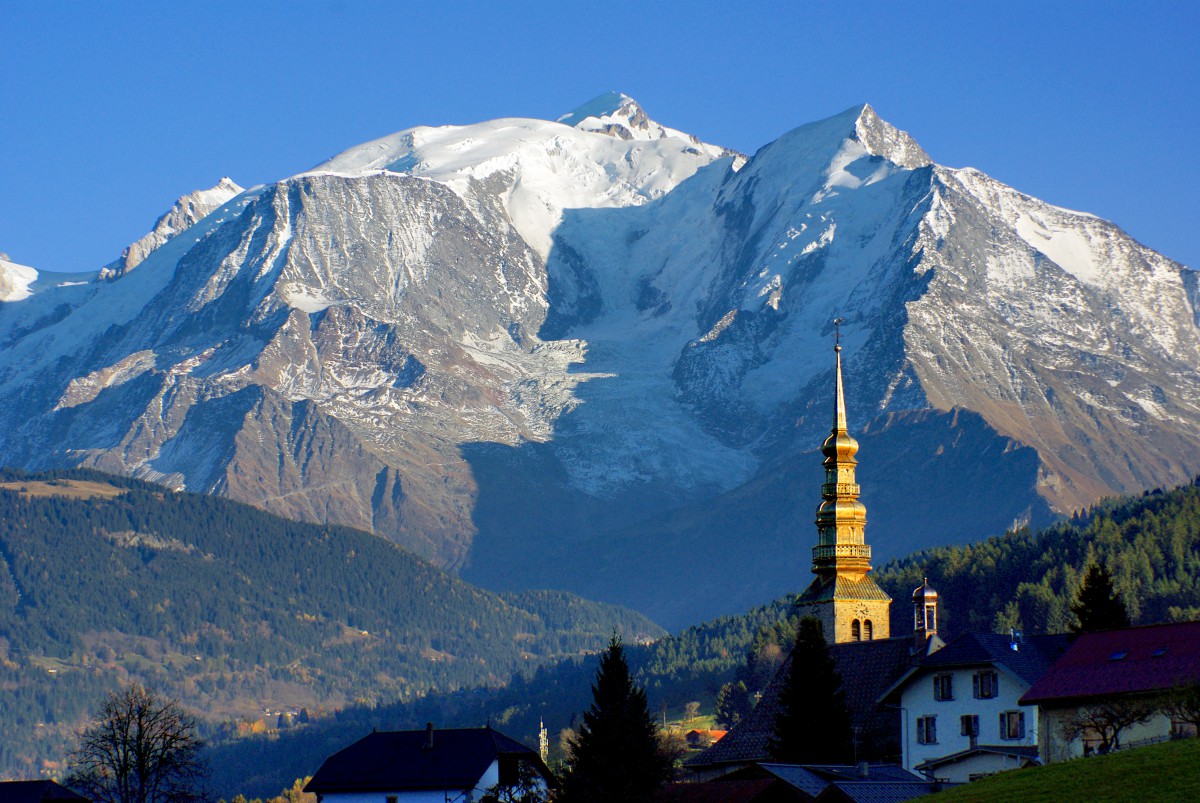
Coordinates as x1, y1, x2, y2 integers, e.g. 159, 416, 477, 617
1, 94, 1197, 627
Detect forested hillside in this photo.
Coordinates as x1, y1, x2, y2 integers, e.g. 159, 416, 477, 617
206, 476, 1200, 797
0, 469, 661, 778
876, 476, 1200, 635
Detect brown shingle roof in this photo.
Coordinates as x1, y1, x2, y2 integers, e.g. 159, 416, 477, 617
797, 575, 892, 604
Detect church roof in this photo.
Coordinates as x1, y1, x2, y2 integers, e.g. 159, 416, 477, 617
1020, 620, 1200, 705
304, 725, 548, 793
797, 575, 892, 604
686, 638, 916, 769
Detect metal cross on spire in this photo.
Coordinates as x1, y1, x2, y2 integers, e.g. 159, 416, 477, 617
832, 317, 845, 352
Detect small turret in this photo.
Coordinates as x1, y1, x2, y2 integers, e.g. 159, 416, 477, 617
913, 578, 939, 649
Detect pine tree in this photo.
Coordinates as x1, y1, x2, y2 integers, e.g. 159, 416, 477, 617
557, 636, 670, 803
768, 617, 853, 763
1071, 564, 1131, 633
715, 681, 752, 729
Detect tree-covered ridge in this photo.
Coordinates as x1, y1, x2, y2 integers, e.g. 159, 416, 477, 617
0, 468, 661, 778
874, 477, 1200, 637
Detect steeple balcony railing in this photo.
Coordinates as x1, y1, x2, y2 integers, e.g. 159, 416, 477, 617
812, 543, 872, 561
821, 482, 860, 498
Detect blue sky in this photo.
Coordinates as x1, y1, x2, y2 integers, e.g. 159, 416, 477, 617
2, 0, 1197, 272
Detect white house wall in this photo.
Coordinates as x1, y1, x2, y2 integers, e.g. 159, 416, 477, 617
900, 665, 1039, 774
1039, 709, 1176, 764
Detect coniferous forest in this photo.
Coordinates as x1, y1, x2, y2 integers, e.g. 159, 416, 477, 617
2, 468, 1200, 794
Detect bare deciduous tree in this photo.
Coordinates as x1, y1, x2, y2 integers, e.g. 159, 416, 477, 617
1162, 684, 1200, 735
1060, 699, 1158, 754
66, 683, 206, 803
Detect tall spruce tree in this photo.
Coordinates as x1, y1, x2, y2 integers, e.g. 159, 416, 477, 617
768, 617, 853, 763
1071, 564, 1131, 633
557, 636, 669, 803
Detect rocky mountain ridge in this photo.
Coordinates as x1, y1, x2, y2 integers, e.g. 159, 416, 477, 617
1, 94, 1196, 627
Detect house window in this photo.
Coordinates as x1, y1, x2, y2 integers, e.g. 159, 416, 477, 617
917, 716, 938, 744
1000, 710, 1026, 740
864, 620, 874, 640
973, 670, 999, 699
851, 619, 861, 641
961, 714, 979, 737
386, 797, 397, 803
933, 673, 954, 701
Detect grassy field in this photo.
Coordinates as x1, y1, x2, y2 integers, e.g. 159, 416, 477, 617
925, 738, 1200, 801
0, 478, 129, 499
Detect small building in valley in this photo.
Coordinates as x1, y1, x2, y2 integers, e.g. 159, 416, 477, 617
304, 723, 554, 803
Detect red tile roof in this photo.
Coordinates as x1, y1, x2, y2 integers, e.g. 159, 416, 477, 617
1020, 620, 1200, 705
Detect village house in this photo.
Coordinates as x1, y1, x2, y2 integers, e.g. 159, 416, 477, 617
304, 723, 553, 803
1020, 619, 1200, 763
878, 629, 1071, 782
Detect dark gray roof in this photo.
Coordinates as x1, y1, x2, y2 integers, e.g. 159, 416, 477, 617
914, 744, 1039, 771
879, 632, 1072, 703
0, 782, 89, 803
304, 726, 548, 793
687, 637, 917, 769
816, 780, 945, 803
757, 763, 923, 796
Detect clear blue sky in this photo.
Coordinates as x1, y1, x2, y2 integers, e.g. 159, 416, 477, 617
2, 0, 1197, 272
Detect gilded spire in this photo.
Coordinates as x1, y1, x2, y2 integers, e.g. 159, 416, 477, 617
833, 321, 847, 434
813, 320, 871, 576
795, 318, 892, 645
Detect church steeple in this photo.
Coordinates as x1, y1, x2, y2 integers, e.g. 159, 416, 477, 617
795, 319, 892, 645
813, 327, 871, 577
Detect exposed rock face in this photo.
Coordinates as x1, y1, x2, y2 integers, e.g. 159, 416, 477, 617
100, 178, 244, 279
1, 97, 1197, 627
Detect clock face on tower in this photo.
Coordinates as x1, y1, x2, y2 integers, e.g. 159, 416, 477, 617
855, 605, 872, 619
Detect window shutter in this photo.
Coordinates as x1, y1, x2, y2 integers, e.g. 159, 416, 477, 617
973, 674, 980, 698
999, 712, 1005, 738
1018, 712, 1026, 739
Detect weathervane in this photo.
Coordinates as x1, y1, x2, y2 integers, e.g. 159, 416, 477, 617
832, 317, 845, 352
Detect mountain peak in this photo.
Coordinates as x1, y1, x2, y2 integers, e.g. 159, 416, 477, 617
854, 103, 931, 169
557, 91, 640, 128
557, 91, 699, 146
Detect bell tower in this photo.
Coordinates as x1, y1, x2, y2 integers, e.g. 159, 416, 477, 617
795, 320, 892, 644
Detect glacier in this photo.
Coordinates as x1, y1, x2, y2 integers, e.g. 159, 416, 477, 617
0, 94, 1196, 627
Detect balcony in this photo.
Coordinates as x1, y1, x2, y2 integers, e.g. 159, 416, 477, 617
812, 543, 872, 560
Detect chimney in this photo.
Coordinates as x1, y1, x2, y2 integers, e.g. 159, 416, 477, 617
858, 761, 869, 779
424, 721, 434, 750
